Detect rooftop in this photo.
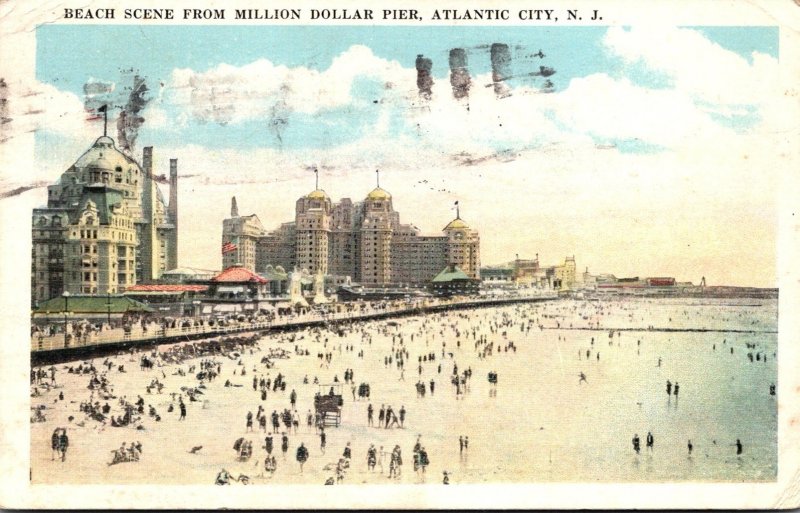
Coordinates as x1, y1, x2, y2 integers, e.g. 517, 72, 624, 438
211, 266, 268, 284
432, 265, 472, 283
125, 284, 209, 293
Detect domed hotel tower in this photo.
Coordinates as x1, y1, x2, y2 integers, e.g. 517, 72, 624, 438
31, 136, 178, 303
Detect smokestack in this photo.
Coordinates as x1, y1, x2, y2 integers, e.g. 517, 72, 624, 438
142, 147, 153, 177
169, 159, 178, 221
168, 158, 179, 270
140, 146, 156, 282
231, 196, 239, 217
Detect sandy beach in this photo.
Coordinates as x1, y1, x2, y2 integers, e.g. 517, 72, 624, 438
30, 297, 777, 485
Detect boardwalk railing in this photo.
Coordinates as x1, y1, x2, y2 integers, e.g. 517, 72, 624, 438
31, 293, 558, 356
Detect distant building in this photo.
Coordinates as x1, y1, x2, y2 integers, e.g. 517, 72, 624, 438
480, 266, 515, 285
485, 255, 580, 290
593, 275, 683, 295
221, 173, 480, 286
552, 256, 577, 291
32, 135, 179, 304
511, 255, 541, 285
221, 206, 266, 272
430, 264, 480, 297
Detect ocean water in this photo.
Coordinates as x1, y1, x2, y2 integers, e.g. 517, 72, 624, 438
30, 297, 777, 484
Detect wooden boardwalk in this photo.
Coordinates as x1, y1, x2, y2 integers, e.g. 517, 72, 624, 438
30, 294, 558, 365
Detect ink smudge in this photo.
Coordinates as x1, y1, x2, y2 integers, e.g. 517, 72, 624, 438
0, 78, 10, 143
448, 48, 471, 101
490, 43, 512, 98
117, 74, 151, 152
415, 54, 434, 100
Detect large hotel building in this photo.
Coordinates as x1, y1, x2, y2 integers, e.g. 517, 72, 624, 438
222, 179, 480, 286
31, 135, 179, 303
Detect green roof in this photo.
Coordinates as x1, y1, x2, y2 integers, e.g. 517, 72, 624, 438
35, 295, 155, 314
260, 268, 289, 281
79, 186, 125, 225
432, 265, 471, 283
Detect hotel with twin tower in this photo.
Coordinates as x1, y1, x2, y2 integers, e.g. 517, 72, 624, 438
222, 171, 480, 286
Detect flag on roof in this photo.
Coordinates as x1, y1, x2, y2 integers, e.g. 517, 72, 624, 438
222, 242, 237, 254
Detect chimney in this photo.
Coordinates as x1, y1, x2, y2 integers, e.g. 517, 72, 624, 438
142, 146, 153, 178
169, 159, 178, 221
140, 146, 156, 282
168, 158, 179, 270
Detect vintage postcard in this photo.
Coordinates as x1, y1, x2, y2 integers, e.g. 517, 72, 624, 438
1, 0, 799, 509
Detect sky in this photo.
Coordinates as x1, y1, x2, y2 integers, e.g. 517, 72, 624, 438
11, 24, 787, 286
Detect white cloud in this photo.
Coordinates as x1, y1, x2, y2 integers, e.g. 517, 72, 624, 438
603, 26, 779, 109
551, 73, 734, 147
2, 79, 96, 143
167, 45, 409, 125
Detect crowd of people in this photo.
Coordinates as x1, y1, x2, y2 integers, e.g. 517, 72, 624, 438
31, 296, 776, 484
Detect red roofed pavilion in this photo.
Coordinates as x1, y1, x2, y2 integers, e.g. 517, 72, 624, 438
204, 266, 270, 313
211, 266, 268, 284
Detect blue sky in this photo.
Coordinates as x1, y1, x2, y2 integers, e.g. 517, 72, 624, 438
35, 25, 778, 151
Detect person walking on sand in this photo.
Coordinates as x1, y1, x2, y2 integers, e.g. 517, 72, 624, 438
399, 406, 406, 428
367, 403, 374, 426
673, 382, 680, 398
646, 432, 654, 452
736, 439, 743, 456
666, 380, 672, 396
579, 372, 588, 384
281, 433, 289, 459
51, 428, 60, 461
272, 410, 280, 434
419, 446, 429, 475
378, 445, 385, 474
632, 434, 640, 455
378, 404, 385, 427
367, 444, 377, 472
385, 406, 394, 429
296, 442, 309, 473
320, 427, 327, 454
58, 428, 69, 462
390, 445, 402, 479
